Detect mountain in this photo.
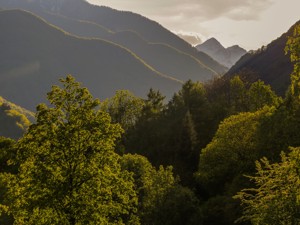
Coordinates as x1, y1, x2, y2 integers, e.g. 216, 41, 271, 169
0, 9, 182, 110
196, 38, 247, 68
0, 0, 227, 81
225, 21, 300, 96
0, 96, 34, 139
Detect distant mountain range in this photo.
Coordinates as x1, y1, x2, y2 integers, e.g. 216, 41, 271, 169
0, 0, 227, 105
225, 21, 300, 96
0, 9, 182, 110
196, 38, 247, 68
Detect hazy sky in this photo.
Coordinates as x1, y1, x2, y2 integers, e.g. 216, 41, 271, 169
86, 0, 300, 50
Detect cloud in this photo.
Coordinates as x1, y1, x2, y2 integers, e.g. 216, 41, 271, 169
89, 0, 274, 22
176, 32, 202, 46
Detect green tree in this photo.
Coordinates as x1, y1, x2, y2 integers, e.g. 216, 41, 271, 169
121, 154, 202, 225
124, 89, 166, 158
0, 76, 139, 225
120, 154, 175, 224
196, 108, 274, 195
286, 24, 300, 73
141, 88, 165, 120
235, 147, 300, 225
0, 137, 17, 225
101, 90, 144, 131
247, 80, 280, 111
234, 24, 300, 225
229, 76, 248, 113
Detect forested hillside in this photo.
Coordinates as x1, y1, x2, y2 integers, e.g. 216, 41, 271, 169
0, 97, 33, 139
0, 23, 299, 225
226, 20, 300, 96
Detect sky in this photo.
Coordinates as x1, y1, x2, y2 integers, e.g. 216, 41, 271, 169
86, 0, 300, 50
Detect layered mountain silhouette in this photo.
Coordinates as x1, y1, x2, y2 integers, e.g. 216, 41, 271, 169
225, 21, 300, 96
0, 9, 182, 110
0, 0, 227, 83
196, 38, 246, 68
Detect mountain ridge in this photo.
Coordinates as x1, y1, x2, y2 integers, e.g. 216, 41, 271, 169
196, 38, 247, 68
0, 9, 181, 110
0, 0, 227, 79
225, 20, 300, 96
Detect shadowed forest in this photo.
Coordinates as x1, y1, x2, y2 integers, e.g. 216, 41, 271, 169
0, 23, 299, 225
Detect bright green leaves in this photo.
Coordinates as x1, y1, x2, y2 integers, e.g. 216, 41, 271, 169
232, 24, 300, 225
235, 148, 300, 225
1, 75, 138, 225
196, 108, 273, 195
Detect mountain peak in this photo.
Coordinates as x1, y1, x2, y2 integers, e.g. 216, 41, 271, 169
196, 38, 246, 68
199, 37, 224, 50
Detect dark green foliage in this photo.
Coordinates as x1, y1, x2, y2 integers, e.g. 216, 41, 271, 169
0, 137, 16, 225
201, 195, 245, 225
121, 154, 202, 225
0, 137, 17, 174
145, 186, 202, 225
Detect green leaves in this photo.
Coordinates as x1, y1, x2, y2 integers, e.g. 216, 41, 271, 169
1, 75, 138, 224
235, 148, 300, 225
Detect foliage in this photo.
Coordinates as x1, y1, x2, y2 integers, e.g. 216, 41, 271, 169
0, 137, 16, 225
120, 154, 175, 223
248, 80, 280, 111
0, 75, 138, 225
286, 24, 300, 73
233, 23, 300, 225
101, 90, 144, 131
121, 154, 202, 225
235, 148, 300, 225
197, 107, 274, 195
0, 99, 31, 140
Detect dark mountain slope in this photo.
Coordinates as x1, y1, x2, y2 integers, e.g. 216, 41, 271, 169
0, 0, 227, 77
196, 38, 246, 68
0, 10, 181, 110
225, 21, 300, 96
109, 31, 218, 81
28, 12, 219, 82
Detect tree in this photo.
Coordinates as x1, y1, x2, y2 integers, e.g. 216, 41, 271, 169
229, 76, 248, 113
234, 24, 300, 225
235, 147, 300, 225
120, 154, 202, 225
120, 154, 175, 224
101, 90, 144, 132
286, 24, 300, 74
141, 88, 165, 120
247, 80, 280, 111
0, 137, 17, 225
0, 75, 139, 225
196, 108, 274, 196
